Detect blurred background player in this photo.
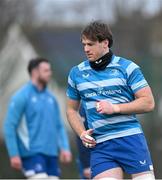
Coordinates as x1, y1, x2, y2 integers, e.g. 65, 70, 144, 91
76, 105, 90, 179
3, 58, 72, 179
66, 21, 155, 179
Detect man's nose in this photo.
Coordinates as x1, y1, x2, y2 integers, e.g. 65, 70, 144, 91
84, 45, 90, 53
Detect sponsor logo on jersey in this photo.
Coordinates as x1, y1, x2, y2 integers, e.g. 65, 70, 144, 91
139, 160, 146, 165
109, 69, 120, 76
82, 73, 90, 78
84, 89, 122, 98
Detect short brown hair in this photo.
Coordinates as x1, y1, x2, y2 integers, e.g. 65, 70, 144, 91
81, 20, 113, 48
27, 57, 49, 75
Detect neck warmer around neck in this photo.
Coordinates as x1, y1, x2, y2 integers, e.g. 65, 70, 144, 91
89, 50, 113, 71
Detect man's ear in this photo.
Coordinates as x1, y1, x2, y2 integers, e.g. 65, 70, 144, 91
31, 68, 38, 77
103, 39, 109, 48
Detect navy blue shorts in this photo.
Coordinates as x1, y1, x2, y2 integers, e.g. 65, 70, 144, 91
90, 133, 153, 178
22, 154, 60, 177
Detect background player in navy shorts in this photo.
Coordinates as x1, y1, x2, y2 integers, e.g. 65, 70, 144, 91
4, 58, 72, 179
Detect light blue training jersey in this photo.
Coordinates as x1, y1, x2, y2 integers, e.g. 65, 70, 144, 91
66, 55, 149, 143
3, 81, 70, 157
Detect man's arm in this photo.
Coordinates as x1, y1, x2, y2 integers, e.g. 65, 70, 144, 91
54, 99, 72, 163
117, 86, 155, 114
97, 86, 155, 115
66, 98, 85, 136
66, 98, 96, 147
66, 67, 96, 147
3, 94, 25, 169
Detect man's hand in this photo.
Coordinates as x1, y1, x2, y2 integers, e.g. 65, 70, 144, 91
83, 167, 91, 179
59, 150, 72, 164
10, 156, 22, 170
96, 100, 120, 114
80, 129, 96, 148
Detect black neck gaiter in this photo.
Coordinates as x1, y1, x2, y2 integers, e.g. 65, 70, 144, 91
89, 50, 113, 71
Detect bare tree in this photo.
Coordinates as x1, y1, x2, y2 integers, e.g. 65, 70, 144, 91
0, 0, 36, 47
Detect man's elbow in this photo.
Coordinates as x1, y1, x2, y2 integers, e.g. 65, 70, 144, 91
66, 109, 70, 119
146, 99, 155, 112
66, 108, 75, 119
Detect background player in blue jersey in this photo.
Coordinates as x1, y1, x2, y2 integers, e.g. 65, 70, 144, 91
3, 58, 72, 179
66, 21, 155, 179
76, 106, 90, 179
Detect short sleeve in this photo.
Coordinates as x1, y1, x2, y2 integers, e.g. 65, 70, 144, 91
127, 62, 148, 93
66, 67, 81, 100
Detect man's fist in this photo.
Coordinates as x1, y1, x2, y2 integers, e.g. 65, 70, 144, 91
10, 156, 22, 170
80, 129, 96, 148
96, 100, 120, 114
59, 150, 72, 164
83, 167, 91, 179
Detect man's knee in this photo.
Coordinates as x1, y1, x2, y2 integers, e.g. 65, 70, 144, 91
132, 173, 155, 180
93, 167, 123, 179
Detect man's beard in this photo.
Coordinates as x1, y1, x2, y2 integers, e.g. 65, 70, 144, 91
37, 77, 48, 88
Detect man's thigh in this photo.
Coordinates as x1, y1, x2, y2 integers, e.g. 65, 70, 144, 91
94, 167, 123, 179
116, 134, 154, 175
132, 171, 155, 180
90, 133, 154, 178
46, 155, 60, 177
22, 154, 47, 178
90, 140, 121, 178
